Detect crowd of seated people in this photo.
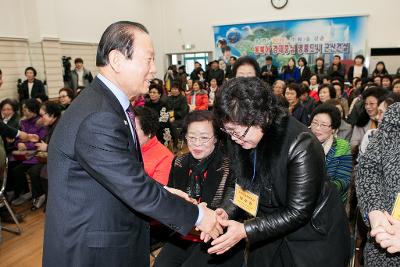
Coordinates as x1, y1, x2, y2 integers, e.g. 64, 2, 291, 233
1, 51, 400, 265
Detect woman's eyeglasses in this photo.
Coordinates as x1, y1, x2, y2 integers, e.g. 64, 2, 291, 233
310, 121, 331, 131
185, 135, 214, 145
220, 125, 251, 141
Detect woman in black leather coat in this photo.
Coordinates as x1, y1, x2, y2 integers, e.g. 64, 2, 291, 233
209, 77, 350, 267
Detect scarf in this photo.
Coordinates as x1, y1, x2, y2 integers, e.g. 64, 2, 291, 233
187, 149, 216, 202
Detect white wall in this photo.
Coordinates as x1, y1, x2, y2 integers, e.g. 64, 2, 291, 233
1, 0, 399, 78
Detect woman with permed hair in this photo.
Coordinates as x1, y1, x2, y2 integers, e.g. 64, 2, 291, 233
209, 77, 350, 266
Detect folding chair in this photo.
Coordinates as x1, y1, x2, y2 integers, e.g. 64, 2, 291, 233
0, 157, 22, 235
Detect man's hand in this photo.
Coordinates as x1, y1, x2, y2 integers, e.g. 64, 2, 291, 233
164, 186, 197, 204
196, 202, 223, 242
208, 219, 246, 255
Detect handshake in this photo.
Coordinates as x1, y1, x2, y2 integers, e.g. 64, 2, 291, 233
165, 187, 247, 255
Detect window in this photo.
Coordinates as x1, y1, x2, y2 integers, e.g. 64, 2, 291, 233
167, 52, 211, 75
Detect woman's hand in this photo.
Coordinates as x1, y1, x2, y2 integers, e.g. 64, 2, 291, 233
369, 210, 391, 236
374, 211, 400, 254
17, 142, 27, 151
35, 141, 48, 152
215, 208, 228, 221
208, 219, 246, 255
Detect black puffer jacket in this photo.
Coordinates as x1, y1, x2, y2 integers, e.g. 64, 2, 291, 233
221, 115, 350, 267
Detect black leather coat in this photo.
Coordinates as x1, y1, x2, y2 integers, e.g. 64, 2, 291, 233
222, 116, 350, 267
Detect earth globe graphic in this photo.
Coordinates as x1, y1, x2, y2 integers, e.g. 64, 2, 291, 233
226, 28, 241, 44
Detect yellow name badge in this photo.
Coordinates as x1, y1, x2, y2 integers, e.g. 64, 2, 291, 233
233, 183, 259, 217
392, 193, 400, 220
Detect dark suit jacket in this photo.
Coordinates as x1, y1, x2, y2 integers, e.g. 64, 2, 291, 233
260, 64, 279, 85
18, 79, 45, 101
0, 120, 18, 138
43, 77, 198, 267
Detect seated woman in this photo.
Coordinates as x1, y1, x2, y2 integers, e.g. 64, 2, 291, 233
29, 102, 62, 210
145, 83, 171, 146
134, 106, 174, 186
285, 83, 309, 125
1, 98, 20, 154
310, 104, 353, 204
58, 88, 74, 111
10, 99, 46, 206
186, 80, 208, 111
317, 83, 336, 106
350, 87, 388, 151
210, 77, 350, 267
325, 99, 353, 142
167, 82, 189, 152
154, 110, 244, 267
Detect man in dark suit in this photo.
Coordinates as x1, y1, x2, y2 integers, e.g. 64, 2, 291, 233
260, 56, 279, 86
17, 67, 46, 102
42, 21, 220, 267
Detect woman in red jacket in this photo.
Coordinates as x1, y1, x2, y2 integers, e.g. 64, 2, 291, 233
134, 106, 174, 186
187, 80, 208, 111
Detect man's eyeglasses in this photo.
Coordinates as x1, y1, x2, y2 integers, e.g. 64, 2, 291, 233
220, 125, 251, 141
185, 135, 214, 145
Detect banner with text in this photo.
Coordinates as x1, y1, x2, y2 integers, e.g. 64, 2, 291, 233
213, 16, 367, 69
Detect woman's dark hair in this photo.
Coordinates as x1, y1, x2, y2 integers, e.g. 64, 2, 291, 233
332, 82, 344, 94
318, 84, 336, 99
214, 77, 282, 133
133, 106, 159, 137
299, 83, 310, 95
286, 83, 301, 98
182, 110, 217, 138
41, 101, 62, 119
310, 74, 320, 84
381, 74, 393, 84
362, 86, 389, 102
354, 55, 365, 63
149, 83, 164, 96
22, 99, 40, 115
325, 99, 346, 119
383, 93, 400, 107
25, 66, 37, 77
0, 98, 19, 113
96, 21, 148, 67
284, 57, 296, 72
232, 56, 260, 77
314, 57, 325, 73
298, 57, 308, 66
373, 61, 388, 76
35, 93, 49, 103
59, 88, 75, 100
310, 103, 341, 130
193, 80, 204, 89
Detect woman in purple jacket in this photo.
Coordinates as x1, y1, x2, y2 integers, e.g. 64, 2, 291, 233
10, 99, 46, 206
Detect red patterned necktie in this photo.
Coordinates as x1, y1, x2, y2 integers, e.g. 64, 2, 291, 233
125, 105, 142, 161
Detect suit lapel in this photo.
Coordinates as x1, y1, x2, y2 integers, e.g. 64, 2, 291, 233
91, 77, 142, 161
